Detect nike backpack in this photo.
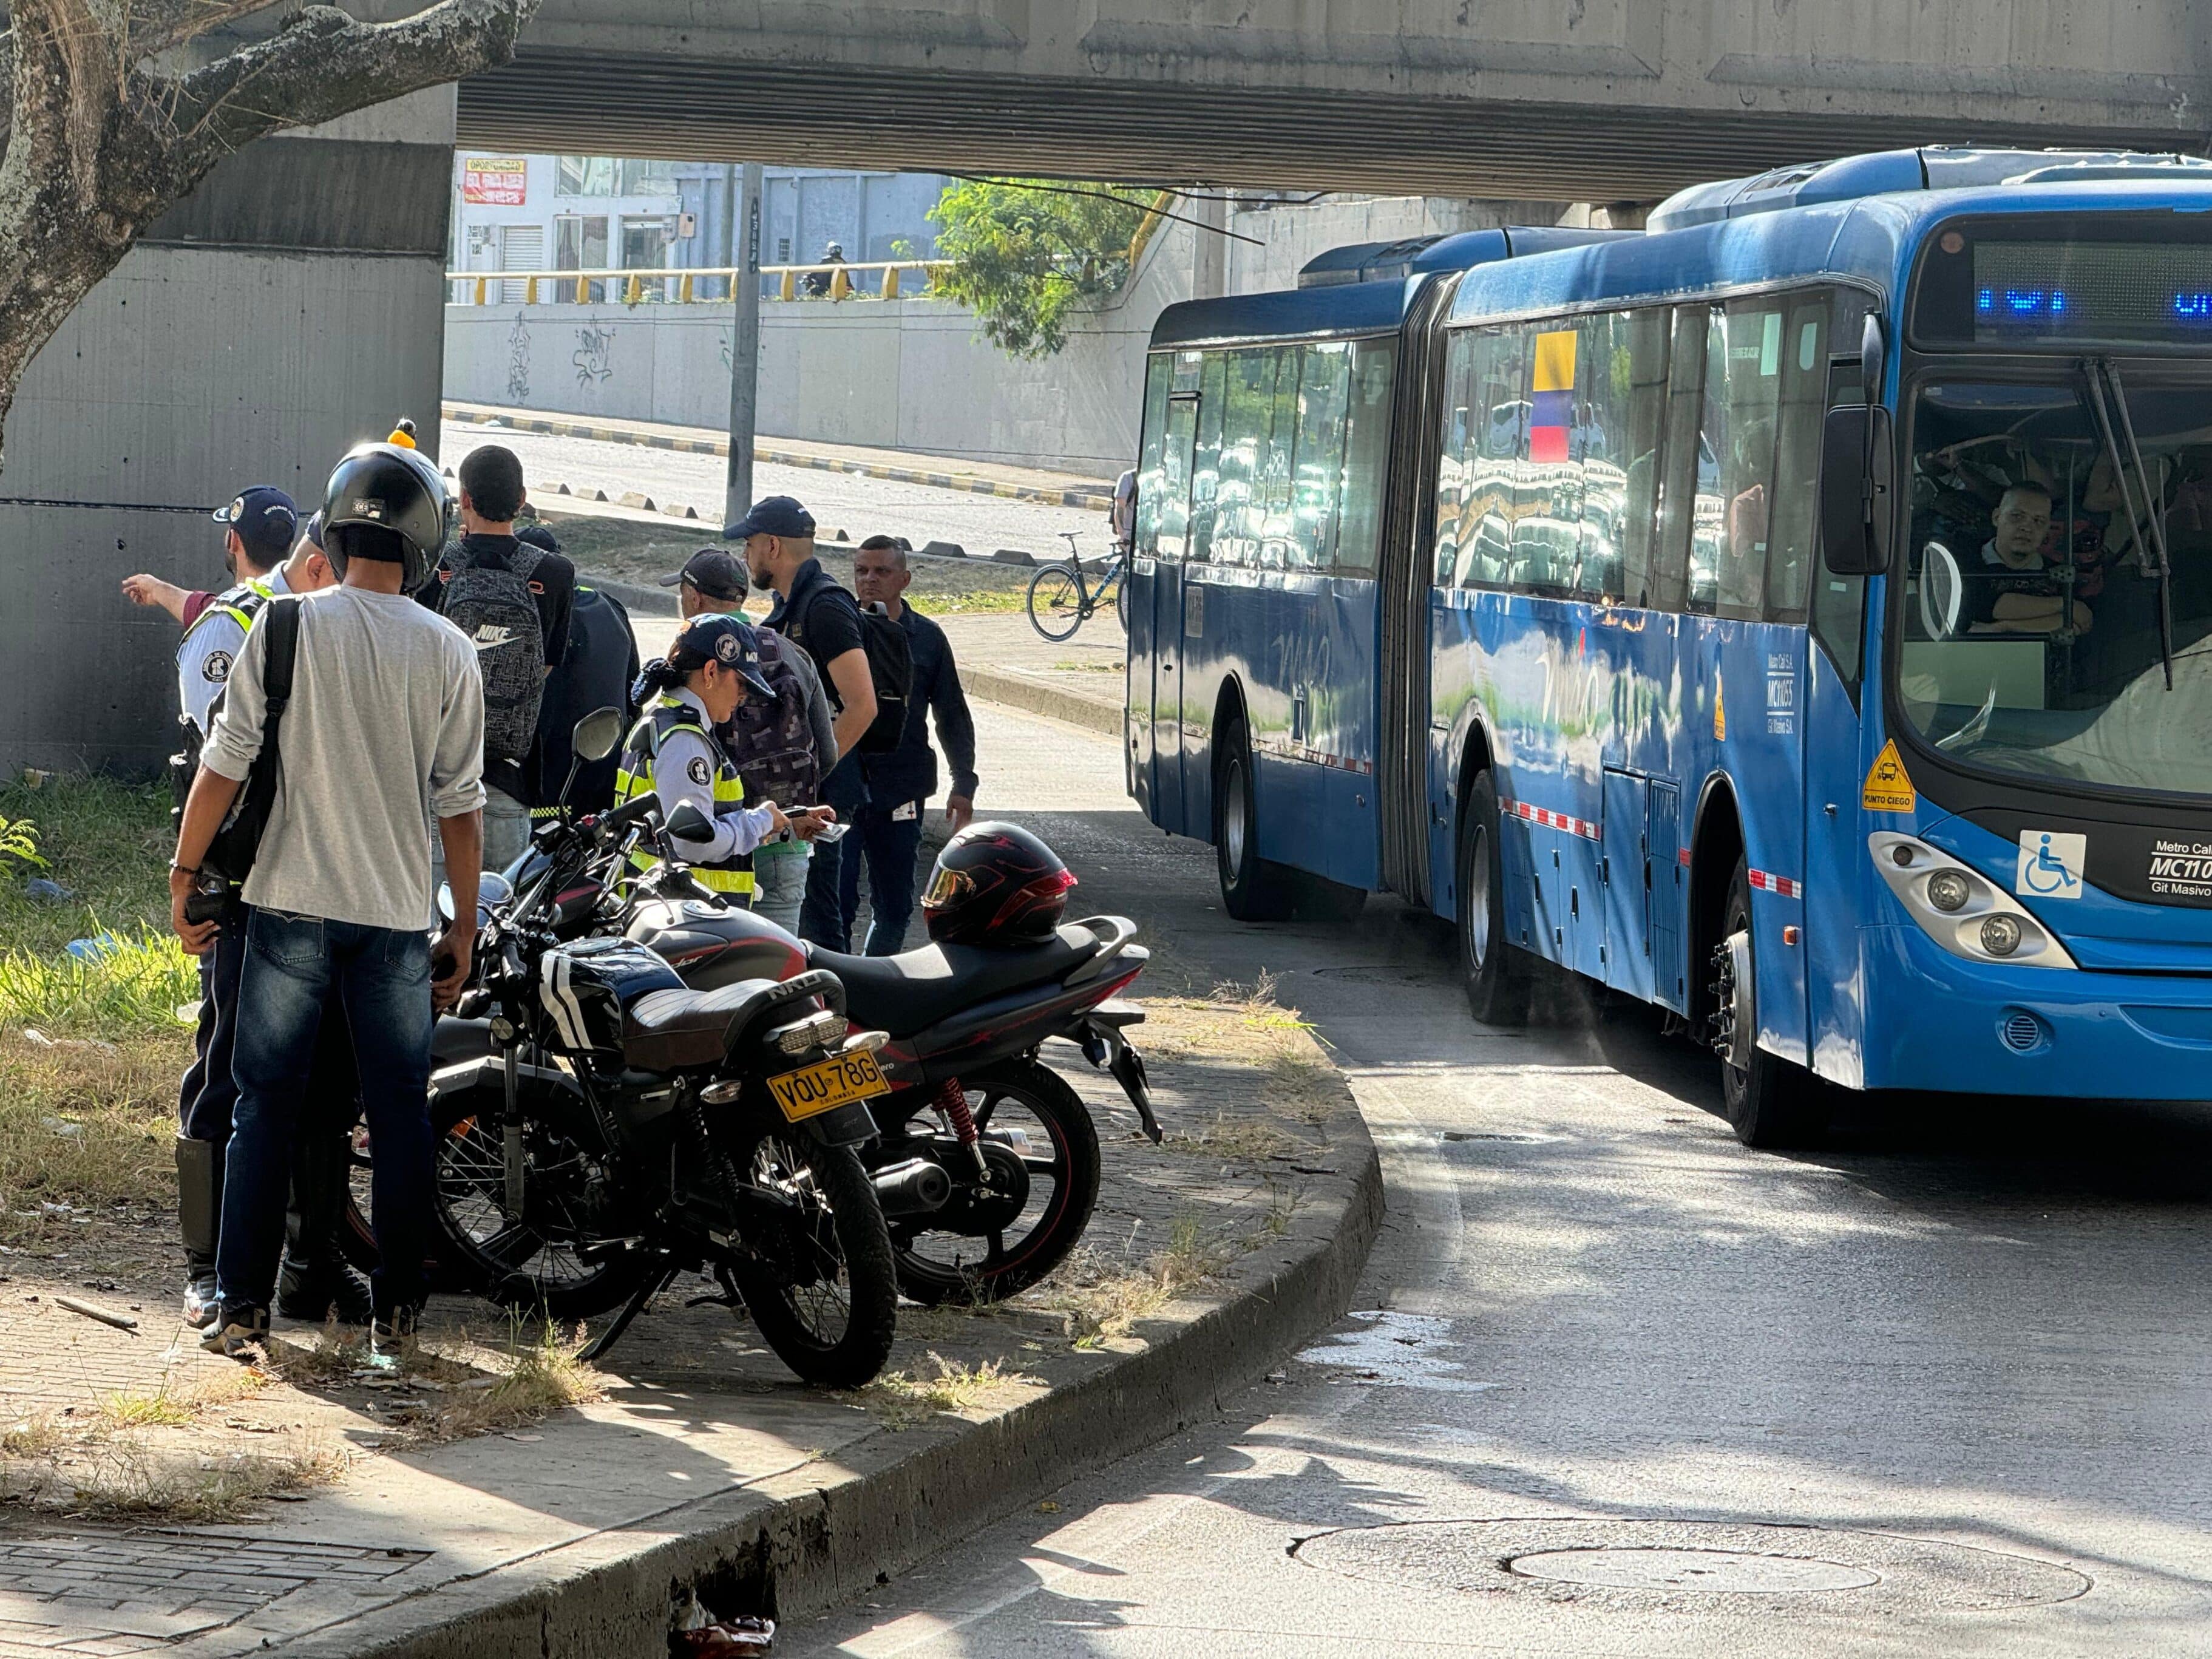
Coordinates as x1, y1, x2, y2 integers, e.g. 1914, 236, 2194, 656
725, 628, 821, 809
438, 541, 547, 768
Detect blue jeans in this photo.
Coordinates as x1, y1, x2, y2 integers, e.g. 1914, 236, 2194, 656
800, 756, 868, 951
838, 802, 927, 957
220, 909, 434, 1316
753, 841, 811, 934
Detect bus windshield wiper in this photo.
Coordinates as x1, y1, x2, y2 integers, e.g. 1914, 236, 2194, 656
2082, 356, 2176, 689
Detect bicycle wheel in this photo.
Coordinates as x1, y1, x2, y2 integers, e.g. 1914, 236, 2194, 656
1113, 566, 1129, 633
1026, 563, 1086, 642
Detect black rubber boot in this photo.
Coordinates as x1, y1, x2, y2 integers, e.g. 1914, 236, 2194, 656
176, 1136, 223, 1329
276, 1122, 373, 1325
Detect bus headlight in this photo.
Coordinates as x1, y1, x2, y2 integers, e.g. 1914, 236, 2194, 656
1926, 870, 1972, 912
1868, 832, 2075, 970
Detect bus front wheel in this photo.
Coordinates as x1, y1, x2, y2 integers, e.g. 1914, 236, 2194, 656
1713, 858, 1827, 1148
1215, 721, 1296, 921
1457, 771, 1530, 1026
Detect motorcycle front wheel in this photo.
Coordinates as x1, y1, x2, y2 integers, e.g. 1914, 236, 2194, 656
727, 1132, 898, 1388
891, 1059, 1102, 1308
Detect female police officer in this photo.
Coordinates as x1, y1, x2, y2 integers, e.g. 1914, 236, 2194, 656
617, 612, 834, 896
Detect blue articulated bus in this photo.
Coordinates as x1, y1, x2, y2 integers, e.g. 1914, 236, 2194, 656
1125, 148, 2212, 1144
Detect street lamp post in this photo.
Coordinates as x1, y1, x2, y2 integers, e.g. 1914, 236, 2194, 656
724, 160, 765, 532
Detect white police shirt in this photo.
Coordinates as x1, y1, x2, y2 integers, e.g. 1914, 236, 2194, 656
652, 691, 780, 864
175, 567, 291, 736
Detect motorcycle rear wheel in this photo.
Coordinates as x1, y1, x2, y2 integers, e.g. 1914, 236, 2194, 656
891, 1059, 1102, 1308
727, 1133, 898, 1388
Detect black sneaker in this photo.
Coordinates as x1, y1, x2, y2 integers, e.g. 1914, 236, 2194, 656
182, 1271, 222, 1330
276, 1255, 375, 1326
201, 1304, 270, 1359
369, 1303, 421, 1368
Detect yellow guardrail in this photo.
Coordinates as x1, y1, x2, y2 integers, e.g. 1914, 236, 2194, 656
445, 260, 952, 305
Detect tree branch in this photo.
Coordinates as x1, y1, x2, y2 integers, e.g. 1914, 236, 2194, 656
126, 0, 294, 60
163, 0, 535, 168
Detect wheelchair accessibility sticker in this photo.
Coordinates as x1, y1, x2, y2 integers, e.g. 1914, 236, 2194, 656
2017, 830, 2087, 900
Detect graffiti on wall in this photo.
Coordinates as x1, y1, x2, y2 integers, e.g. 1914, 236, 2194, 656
573, 327, 616, 387
506, 312, 532, 404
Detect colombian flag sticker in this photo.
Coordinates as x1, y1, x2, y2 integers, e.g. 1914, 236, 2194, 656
1530, 329, 1576, 463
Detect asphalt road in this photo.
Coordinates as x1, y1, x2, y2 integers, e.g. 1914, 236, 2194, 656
779, 699, 2212, 1657
438, 422, 1107, 558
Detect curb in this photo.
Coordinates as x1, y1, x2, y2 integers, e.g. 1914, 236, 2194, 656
309, 1096, 1382, 1657
961, 666, 1124, 737
444, 403, 1115, 512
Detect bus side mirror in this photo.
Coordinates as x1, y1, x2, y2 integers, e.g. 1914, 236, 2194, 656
1820, 404, 1894, 577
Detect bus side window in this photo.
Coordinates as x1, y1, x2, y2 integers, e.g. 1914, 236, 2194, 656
1762, 298, 1829, 621
1433, 329, 1480, 587
1216, 347, 1278, 568
1709, 301, 1786, 621
1651, 306, 1708, 613
1468, 327, 1529, 589
1338, 340, 1396, 577
1135, 353, 1173, 558
1260, 344, 1301, 569
1189, 353, 1227, 564
1614, 307, 1672, 608
1809, 289, 1874, 697
1292, 342, 1352, 571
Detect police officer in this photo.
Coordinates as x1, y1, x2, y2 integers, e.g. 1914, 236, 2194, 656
617, 614, 835, 895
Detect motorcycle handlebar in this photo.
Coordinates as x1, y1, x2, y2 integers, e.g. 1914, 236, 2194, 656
602, 794, 661, 834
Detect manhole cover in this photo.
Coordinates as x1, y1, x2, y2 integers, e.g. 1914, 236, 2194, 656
1510, 1547, 1881, 1593
1294, 1519, 2089, 1614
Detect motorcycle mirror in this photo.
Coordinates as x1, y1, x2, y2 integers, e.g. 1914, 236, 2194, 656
475, 870, 515, 924
436, 880, 455, 923
667, 801, 716, 843
572, 706, 623, 764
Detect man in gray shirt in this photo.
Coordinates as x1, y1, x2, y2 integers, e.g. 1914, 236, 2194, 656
172, 436, 484, 1360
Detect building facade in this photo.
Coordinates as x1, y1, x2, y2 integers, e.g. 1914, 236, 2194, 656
449, 154, 949, 295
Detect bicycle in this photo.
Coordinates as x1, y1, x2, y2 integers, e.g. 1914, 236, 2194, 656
1026, 532, 1129, 642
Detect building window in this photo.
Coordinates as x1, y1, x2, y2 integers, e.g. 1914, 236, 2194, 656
556, 157, 614, 197
617, 158, 679, 197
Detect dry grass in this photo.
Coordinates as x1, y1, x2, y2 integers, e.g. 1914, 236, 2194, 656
857, 1354, 1043, 1430
419, 1323, 611, 1441
0, 1030, 189, 1246
266, 1318, 611, 1443
1037, 1216, 1237, 1348
1139, 980, 1342, 1143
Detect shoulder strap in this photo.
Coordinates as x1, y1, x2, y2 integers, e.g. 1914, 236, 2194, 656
261, 596, 302, 714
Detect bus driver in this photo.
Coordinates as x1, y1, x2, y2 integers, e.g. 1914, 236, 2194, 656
1966, 481, 2095, 636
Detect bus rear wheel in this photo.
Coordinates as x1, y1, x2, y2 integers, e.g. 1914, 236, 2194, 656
1712, 858, 1826, 1148
1457, 770, 1530, 1026
1215, 719, 1297, 921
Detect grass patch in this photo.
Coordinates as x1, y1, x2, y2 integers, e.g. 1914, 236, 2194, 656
419, 1322, 611, 1440
1037, 1217, 1235, 1347
63, 1436, 346, 1523
0, 1028, 188, 1238
1162, 1110, 1305, 1164
857, 1354, 1042, 1430
0, 774, 172, 958
95, 1369, 267, 1431
0, 930, 198, 1039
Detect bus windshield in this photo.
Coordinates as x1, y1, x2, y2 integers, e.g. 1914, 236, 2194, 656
1902, 376, 2212, 796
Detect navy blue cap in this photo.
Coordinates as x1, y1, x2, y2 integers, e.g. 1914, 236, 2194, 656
724, 495, 815, 542
214, 486, 299, 563
669, 612, 775, 701
661, 547, 748, 600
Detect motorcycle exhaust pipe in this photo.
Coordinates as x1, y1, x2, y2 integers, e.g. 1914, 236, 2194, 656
872, 1156, 952, 1217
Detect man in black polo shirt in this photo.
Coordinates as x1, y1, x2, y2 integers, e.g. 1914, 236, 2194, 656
730, 495, 878, 946
843, 535, 979, 954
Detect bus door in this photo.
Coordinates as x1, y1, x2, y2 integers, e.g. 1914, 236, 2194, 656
1149, 391, 1199, 831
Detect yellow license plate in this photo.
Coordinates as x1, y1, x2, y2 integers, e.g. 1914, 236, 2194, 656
768, 1049, 890, 1122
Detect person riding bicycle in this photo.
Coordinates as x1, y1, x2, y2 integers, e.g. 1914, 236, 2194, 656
617, 613, 834, 901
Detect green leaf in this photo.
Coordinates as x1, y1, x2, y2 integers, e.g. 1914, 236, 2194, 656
927, 179, 1156, 361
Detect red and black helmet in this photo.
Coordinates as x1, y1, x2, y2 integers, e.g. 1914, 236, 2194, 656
921, 822, 1076, 947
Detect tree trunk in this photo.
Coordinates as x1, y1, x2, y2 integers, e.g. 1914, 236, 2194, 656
0, 0, 540, 468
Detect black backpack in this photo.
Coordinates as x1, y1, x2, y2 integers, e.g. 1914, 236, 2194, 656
436, 540, 546, 767
168, 595, 303, 886
793, 583, 913, 754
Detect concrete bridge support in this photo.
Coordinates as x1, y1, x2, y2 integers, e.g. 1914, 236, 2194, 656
0, 91, 454, 776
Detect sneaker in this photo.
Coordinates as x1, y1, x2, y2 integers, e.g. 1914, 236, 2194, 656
276, 1255, 375, 1326
182, 1271, 222, 1330
201, 1304, 270, 1359
368, 1303, 421, 1368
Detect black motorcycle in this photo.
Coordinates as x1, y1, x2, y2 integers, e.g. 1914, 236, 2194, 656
419, 711, 903, 1386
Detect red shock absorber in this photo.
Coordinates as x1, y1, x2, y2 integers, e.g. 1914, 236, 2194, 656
934, 1077, 991, 1178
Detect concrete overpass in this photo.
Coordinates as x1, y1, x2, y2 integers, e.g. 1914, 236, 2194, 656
457, 0, 2212, 198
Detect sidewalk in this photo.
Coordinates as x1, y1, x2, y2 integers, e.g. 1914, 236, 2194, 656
0, 996, 1376, 1655
445, 402, 1117, 512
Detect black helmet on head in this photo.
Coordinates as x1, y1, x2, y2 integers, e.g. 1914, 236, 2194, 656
921, 822, 1076, 948
320, 429, 450, 591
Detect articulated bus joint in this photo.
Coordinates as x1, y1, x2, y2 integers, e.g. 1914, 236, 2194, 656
1868, 832, 2075, 969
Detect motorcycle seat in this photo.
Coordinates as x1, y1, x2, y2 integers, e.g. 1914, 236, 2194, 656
623, 978, 787, 1071
807, 926, 1098, 1038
